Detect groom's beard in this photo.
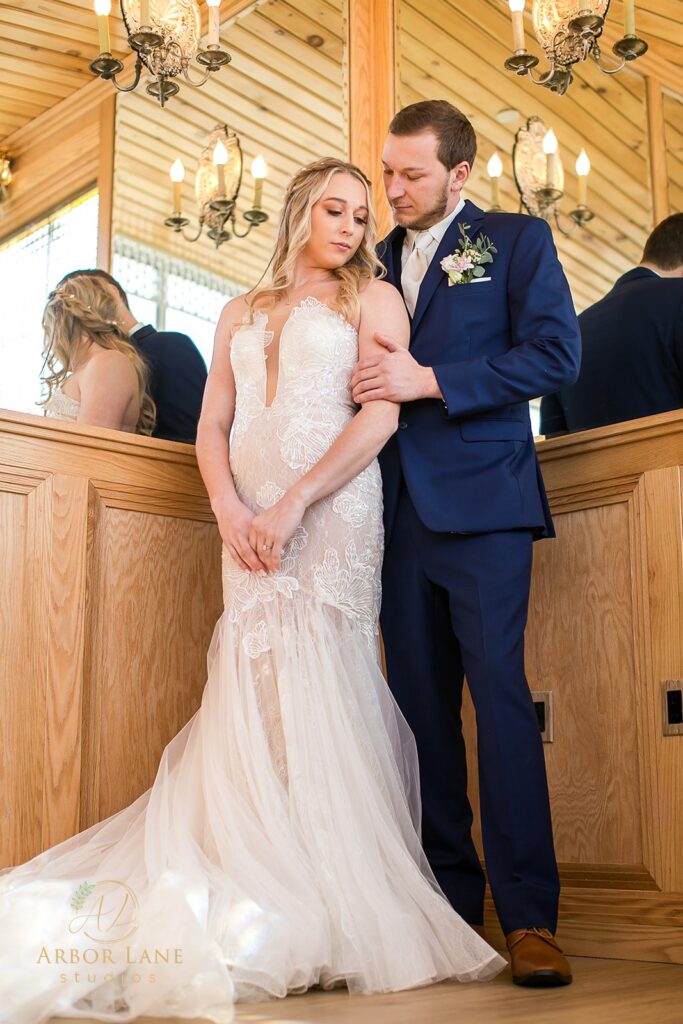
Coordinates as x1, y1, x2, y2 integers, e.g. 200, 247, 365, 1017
391, 182, 450, 231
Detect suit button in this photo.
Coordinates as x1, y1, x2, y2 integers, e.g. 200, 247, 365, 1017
398, 421, 408, 429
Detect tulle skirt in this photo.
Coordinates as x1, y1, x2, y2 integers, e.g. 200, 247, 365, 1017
0, 593, 504, 1023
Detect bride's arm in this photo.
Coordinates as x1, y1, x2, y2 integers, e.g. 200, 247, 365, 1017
249, 280, 409, 572
196, 298, 267, 573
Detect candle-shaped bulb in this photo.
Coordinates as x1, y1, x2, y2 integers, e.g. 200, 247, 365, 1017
94, 0, 112, 53
487, 153, 503, 209
140, 0, 150, 28
576, 148, 590, 207
624, 0, 635, 36
543, 128, 558, 190
251, 156, 267, 179
251, 155, 267, 209
542, 129, 558, 155
508, 0, 526, 52
206, 0, 220, 47
213, 139, 228, 165
487, 153, 503, 178
575, 148, 590, 177
213, 139, 228, 198
170, 159, 185, 182
170, 159, 184, 213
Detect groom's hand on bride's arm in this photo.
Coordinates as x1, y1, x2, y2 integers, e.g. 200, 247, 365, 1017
351, 334, 443, 404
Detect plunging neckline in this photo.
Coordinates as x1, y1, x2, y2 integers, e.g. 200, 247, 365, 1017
247, 296, 356, 411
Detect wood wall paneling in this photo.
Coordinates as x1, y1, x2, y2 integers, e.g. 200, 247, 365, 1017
0, 411, 223, 867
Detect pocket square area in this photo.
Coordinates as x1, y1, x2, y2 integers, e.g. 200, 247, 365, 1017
470, 277, 492, 283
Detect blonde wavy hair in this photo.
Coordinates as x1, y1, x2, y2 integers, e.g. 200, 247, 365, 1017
39, 275, 156, 435
248, 157, 385, 324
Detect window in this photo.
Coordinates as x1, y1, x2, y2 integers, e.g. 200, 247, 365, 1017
112, 238, 241, 368
0, 191, 99, 416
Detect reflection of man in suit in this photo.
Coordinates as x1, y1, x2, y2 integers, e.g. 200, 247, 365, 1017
540, 214, 683, 437
351, 101, 580, 986
59, 269, 207, 443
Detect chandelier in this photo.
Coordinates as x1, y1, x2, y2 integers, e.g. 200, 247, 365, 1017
89, 0, 231, 107
165, 125, 269, 247
487, 117, 594, 237
505, 0, 648, 96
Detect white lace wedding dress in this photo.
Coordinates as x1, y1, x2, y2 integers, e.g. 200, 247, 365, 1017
0, 297, 504, 1023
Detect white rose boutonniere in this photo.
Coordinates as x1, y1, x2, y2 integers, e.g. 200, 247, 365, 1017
440, 222, 497, 286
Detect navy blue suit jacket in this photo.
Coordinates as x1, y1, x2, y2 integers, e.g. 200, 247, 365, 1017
539, 268, 683, 436
378, 200, 581, 540
132, 325, 207, 443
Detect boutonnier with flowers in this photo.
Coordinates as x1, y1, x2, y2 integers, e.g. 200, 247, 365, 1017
440, 222, 497, 286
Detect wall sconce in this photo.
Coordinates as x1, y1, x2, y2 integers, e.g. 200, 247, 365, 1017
513, 117, 594, 233
0, 153, 13, 201
164, 124, 269, 247
505, 0, 648, 96
486, 117, 594, 237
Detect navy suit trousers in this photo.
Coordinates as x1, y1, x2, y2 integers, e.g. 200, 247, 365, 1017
380, 486, 560, 934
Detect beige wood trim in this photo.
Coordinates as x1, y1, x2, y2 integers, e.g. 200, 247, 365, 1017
97, 94, 115, 271
41, 474, 91, 847
346, 0, 395, 237
485, 888, 683, 963
646, 76, 670, 225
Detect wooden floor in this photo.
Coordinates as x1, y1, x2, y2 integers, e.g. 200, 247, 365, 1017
55, 955, 683, 1024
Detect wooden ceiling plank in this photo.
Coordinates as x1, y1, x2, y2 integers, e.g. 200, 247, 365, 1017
116, 89, 333, 170
243, 8, 342, 82
257, 2, 344, 61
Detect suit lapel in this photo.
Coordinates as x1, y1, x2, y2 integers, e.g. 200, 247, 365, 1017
411, 200, 487, 334
379, 226, 405, 297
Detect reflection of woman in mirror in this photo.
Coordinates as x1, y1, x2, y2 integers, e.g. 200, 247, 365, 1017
39, 275, 156, 434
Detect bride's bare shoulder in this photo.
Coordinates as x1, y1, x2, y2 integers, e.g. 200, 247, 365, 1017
217, 293, 252, 334
359, 278, 403, 313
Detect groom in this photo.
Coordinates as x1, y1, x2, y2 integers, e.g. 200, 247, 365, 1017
351, 100, 580, 987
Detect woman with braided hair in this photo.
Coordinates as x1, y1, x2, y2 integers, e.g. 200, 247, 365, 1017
40, 274, 156, 434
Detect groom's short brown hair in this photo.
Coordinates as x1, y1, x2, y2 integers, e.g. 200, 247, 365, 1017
388, 100, 477, 171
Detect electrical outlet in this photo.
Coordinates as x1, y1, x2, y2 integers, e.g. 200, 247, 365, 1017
662, 681, 683, 736
532, 691, 553, 743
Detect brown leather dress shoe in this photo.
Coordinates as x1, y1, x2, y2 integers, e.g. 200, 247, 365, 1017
505, 928, 573, 987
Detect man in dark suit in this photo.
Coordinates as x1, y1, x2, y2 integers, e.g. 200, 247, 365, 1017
540, 214, 683, 436
351, 100, 580, 986
58, 269, 208, 443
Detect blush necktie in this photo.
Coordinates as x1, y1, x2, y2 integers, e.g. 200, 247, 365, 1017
401, 231, 432, 318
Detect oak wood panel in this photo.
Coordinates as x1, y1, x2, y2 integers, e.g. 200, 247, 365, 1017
526, 500, 643, 867
41, 474, 90, 848
0, 410, 223, 869
0, 471, 51, 865
642, 468, 683, 892
82, 502, 223, 824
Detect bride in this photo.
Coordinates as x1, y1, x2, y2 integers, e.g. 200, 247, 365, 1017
0, 157, 504, 1024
